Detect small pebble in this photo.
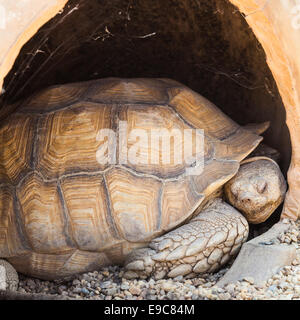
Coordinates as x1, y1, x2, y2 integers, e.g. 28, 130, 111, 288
81, 288, 89, 295
243, 277, 254, 285
129, 286, 141, 295
120, 283, 130, 290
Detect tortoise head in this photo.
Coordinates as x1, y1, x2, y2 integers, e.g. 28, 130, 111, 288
224, 157, 287, 224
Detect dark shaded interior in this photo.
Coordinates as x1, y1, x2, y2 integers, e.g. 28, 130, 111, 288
0, 0, 291, 227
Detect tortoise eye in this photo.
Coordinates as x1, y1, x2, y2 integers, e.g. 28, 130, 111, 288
257, 181, 267, 193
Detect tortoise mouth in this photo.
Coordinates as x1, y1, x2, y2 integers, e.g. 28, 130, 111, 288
0, 0, 292, 225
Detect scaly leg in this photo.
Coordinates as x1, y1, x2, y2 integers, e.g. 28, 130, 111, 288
0, 259, 19, 291
124, 199, 249, 279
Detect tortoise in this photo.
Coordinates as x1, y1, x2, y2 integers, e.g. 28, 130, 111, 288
0, 78, 286, 281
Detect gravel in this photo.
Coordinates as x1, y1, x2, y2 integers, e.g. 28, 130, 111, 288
15, 219, 300, 300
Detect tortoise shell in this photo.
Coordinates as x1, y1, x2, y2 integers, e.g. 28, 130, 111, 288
0, 78, 262, 279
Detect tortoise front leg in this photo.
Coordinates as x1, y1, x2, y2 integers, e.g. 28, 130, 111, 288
0, 259, 19, 291
124, 199, 248, 279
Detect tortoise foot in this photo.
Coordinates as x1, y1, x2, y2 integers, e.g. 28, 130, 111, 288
124, 199, 249, 279
0, 259, 19, 291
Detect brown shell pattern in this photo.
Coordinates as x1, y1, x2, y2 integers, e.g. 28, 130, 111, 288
0, 78, 262, 278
